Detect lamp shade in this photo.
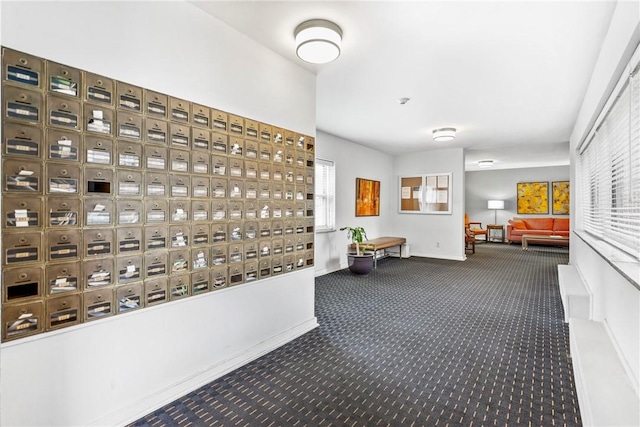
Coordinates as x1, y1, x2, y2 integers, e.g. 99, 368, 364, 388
295, 19, 342, 64
487, 200, 505, 210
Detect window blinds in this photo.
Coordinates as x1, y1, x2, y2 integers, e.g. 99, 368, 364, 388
315, 158, 336, 232
579, 47, 640, 259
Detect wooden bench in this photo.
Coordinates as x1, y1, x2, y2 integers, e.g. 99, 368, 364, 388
351, 236, 406, 268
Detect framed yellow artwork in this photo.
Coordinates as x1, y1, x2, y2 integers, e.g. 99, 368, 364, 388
517, 182, 549, 214
552, 181, 570, 215
356, 178, 380, 216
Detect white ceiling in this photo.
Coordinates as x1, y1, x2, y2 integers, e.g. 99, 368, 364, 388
191, 1, 616, 171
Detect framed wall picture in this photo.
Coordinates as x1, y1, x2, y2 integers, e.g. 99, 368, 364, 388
355, 178, 380, 216
399, 173, 452, 214
517, 181, 549, 214
552, 181, 570, 215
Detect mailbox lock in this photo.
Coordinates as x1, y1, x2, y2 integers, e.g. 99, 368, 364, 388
61, 235, 68, 242
61, 268, 68, 274
19, 57, 27, 65
19, 93, 27, 101
19, 237, 27, 244
18, 202, 26, 208
96, 79, 103, 86
96, 233, 103, 239
18, 273, 27, 280
61, 103, 68, 109
61, 301, 68, 307
61, 169, 68, 175
61, 202, 68, 208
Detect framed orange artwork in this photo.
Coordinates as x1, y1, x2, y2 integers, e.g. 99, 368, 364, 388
517, 181, 549, 214
356, 178, 380, 216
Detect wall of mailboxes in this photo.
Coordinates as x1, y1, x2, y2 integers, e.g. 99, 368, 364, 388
0, 47, 316, 342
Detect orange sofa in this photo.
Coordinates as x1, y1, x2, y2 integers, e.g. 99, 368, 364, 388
506, 217, 569, 243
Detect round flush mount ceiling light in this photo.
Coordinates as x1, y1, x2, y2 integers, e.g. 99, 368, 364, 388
432, 128, 456, 142
478, 160, 494, 168
295, 19, 342, 64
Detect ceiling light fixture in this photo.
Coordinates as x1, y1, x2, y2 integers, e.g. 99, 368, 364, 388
294, 19, 342, 64
478, 160, 494, 168
432, 128, 456, 142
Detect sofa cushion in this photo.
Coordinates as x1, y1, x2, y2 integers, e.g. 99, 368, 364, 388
510, 220, 527, 230
523, 218, 554, 230
553, 218, 570, 231
511, 230, 553, 237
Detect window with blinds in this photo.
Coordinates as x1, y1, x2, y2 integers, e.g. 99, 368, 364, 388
315, 158, 336, 232
579, 47, 640, 260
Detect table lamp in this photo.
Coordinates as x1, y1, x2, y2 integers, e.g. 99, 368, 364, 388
487, 200, 505, 224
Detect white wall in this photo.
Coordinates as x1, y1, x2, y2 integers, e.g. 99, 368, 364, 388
314, 133, 466, 272
314, 131, 394, 275
0, 1, 317, 426
392, 148, 466, 260
569, 0, 640, 393
465, 166, 570, 227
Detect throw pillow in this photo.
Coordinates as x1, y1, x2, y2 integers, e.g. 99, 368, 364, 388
510, 220, 527, 230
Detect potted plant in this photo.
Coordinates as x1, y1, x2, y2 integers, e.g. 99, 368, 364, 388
340, 226, 374, 275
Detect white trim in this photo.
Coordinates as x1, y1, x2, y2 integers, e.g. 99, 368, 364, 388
100, 318, 319, 427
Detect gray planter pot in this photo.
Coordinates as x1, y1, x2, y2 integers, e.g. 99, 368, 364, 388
347, 252, 374, 275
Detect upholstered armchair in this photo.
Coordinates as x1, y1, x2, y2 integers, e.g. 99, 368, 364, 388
465, 213, 487, 243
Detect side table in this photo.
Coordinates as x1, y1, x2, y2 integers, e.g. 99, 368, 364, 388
487, 224, 504, 243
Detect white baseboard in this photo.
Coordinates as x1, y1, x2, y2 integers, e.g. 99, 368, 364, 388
413, 252, 466, 261
97, 318, 319, 427
315, 264, 345, 276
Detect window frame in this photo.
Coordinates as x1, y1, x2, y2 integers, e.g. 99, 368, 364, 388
314, 158, 336, 233
576, 42, 640, 280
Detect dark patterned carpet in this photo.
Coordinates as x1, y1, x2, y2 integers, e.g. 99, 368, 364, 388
131, 244, 580, 426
